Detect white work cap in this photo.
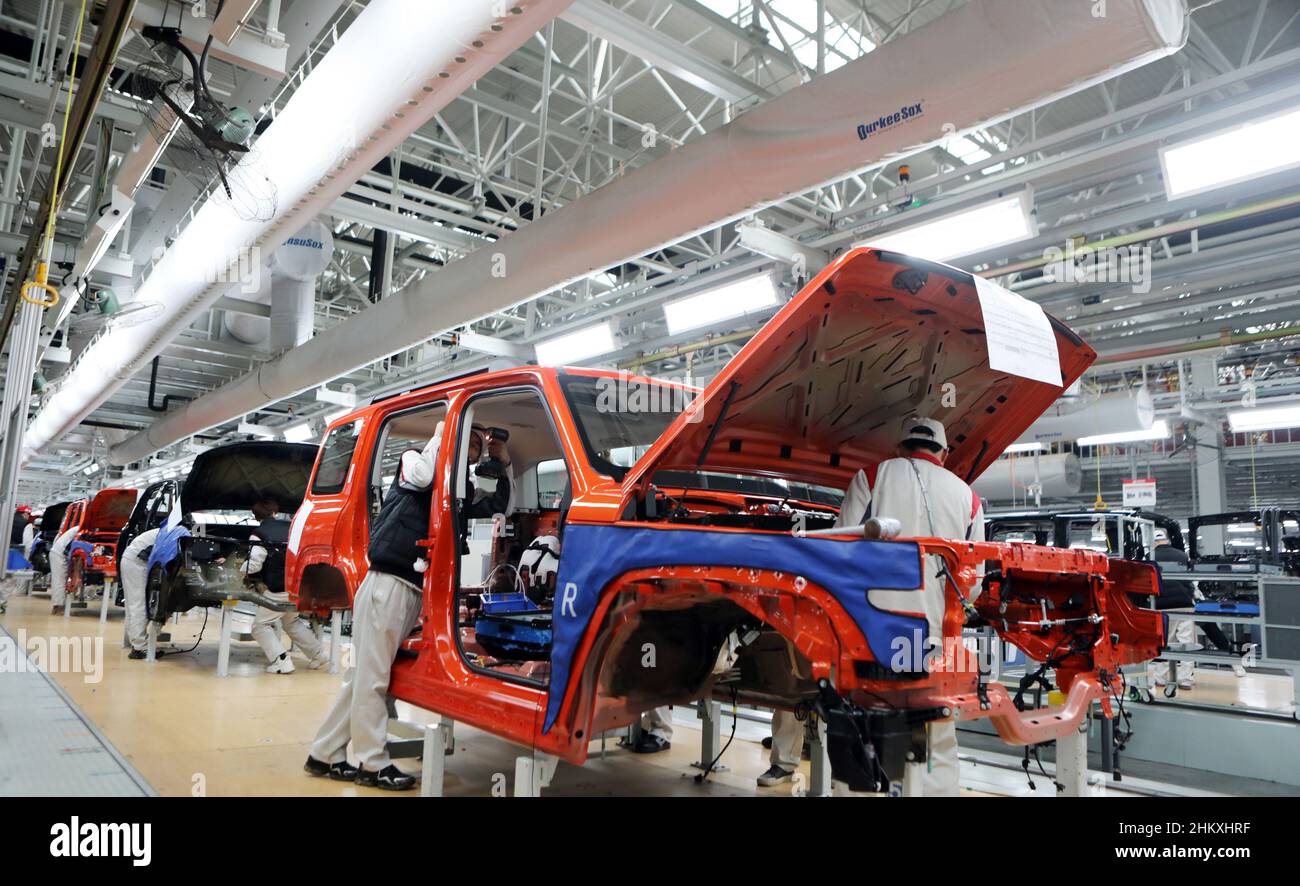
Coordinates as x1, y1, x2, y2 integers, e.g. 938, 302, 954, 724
901, 416, 948, 451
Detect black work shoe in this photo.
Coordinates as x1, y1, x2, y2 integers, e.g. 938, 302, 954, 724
328, 760, 359, 781
127, 648, 164, 660
757, 765, 795, 787
304, 756, 359, 781
356, 764, 417, 791
632, 733, 671, 754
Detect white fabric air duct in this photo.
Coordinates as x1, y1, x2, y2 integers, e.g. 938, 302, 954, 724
108, 0, 1188, 465
972, 452, 1083, 501
18, 0, 576, 466
224, 220, 332, 351
1016, 387, 1155, 445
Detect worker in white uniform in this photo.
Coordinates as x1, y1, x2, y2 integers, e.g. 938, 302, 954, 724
632, 707, 673, 754
244, 497, 327, 674
120, 527, 164, 660
49, 522, 81, 614
763, 417, 984, 794
21, 513, 37, 552
307, 423, 510, 790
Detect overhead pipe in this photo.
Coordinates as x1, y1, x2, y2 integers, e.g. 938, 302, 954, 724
1095, 324, 1300, 366
20, 0, 577, 466
971, 452, 1083, 502
147, 356, 193, 413
996, 189, 1300, 278
1016, 388, 1156, 445
109, 0, 1189, 465
223, 220, 333, 351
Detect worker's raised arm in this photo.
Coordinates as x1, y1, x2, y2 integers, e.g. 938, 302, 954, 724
398, 421, 444, 491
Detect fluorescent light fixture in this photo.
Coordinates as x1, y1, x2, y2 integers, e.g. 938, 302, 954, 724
325, 408, 354, 425
1004, 442, 1044, 454
534, 322, 616, 367
1228, 404, 1300, 433
663, 275, 779, 336
1160, 106, 1300, 200
237, 421, 277, 438
82, 464, 97, 476
1228, 523, 1258, 534
1077, 420, 1169, 447
856, 192, 1036, 261
283, 423, 316, 443
315, 386, 357, 408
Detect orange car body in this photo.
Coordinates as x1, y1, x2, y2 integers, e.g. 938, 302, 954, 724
69, 488, 138, 580
287, 248, 1164, 782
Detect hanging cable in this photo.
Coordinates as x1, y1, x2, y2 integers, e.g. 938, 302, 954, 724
21, 0, 90, 309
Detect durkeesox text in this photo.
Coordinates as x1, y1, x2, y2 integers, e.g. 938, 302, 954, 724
49, 817, 151, 867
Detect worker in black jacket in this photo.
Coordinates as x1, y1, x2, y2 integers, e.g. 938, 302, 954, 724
306, 422, 510, 790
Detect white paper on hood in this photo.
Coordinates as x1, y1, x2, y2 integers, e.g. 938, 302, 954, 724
974, 275, 1063, 387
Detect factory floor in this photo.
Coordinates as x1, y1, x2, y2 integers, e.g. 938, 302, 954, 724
0, 589, 1281, 797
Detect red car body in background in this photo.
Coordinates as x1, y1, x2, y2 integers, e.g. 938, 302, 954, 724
67, 488, 139, 600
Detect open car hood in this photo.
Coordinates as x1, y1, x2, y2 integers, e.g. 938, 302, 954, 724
626, 248, 1095, 492
41, 501, 71, 537
82, 488, 139, 533
181, 442, 320, 514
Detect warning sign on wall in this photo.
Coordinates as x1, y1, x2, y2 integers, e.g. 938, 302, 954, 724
1122, 478, 1157, 508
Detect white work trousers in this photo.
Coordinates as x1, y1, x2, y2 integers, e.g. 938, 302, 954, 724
770, 710, 804, 769
119, 528, 159, 651
1150, 617, 1197, 686
310, 570, 422, 771
252, 588, 323, 663
640, 706, 674, 741
49, 527, 78, 607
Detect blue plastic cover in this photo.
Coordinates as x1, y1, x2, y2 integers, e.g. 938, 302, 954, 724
146, 524, 192, 576
1194, 601, 1260, 616
7, 548, 30, 571
543, 523, 925, 734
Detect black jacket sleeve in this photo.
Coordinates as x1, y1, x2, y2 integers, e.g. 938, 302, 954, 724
464, 475, 511, 520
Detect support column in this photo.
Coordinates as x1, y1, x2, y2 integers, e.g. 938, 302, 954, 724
419, 718, 452, 798
808, 715, 832, 797
0, 299, 43, 581
692, 700, 725, 772
216, 602, 235, 676
1189, 357, 1227, 550
514, 750, 558, 797
1056, 723, 1090, 797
